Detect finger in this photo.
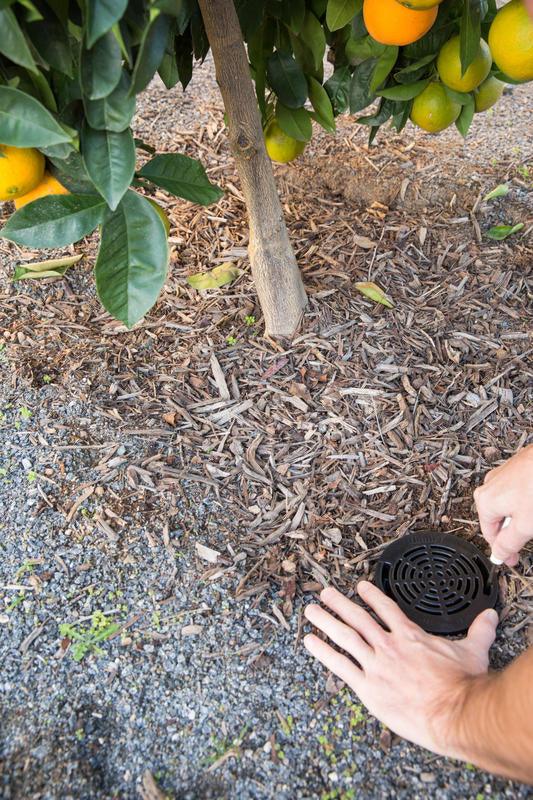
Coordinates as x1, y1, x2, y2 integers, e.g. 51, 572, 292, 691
320, 587, 388, 648
304, 603, 373, 666
473, 486, 503, 545
356, 580, 412, 631
304, 633, 363, 690
466, 608, 498, 653
491, 517, 531, 563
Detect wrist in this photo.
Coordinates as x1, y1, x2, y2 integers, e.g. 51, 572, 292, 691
441, 672, 500, 763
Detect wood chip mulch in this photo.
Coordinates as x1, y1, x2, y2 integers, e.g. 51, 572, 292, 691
0, 111, 531, 632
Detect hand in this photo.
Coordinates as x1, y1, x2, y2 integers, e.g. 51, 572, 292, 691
304, 582, 498, 760
474, 444, 533, 566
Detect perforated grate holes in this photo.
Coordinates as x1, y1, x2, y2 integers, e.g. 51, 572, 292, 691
375, 531, 498, 635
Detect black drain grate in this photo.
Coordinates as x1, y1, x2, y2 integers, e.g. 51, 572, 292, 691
375, 531, 498, 635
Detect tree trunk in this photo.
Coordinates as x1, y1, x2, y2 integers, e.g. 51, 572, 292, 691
197, 0, 307, 337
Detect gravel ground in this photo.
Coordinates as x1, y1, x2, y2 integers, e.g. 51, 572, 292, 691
0, 392, 530, 799
1, 58, 532, 800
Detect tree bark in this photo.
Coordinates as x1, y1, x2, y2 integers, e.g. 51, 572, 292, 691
197, 0, 307, 337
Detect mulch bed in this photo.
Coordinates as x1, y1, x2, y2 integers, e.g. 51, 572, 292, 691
0, 106, 532, 639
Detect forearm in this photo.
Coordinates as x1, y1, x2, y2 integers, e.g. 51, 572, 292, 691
456, 647, 533, 783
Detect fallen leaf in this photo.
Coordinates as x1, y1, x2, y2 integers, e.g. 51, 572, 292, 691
13, 254, 82, 282
181, 624, 203, 636
187, 262, 242, 290
162, 411, 176, 427
195, 542, 221, 563
486, 223, 524, 241
483, 184, 509, 202
355, 281, 394, 308
352, 234, 376, 249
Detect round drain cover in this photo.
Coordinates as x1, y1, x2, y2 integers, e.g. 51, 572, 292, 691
375, 531, 498, 635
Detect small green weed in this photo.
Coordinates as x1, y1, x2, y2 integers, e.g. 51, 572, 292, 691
226, 335, 237, 346
59, 610, 120, 661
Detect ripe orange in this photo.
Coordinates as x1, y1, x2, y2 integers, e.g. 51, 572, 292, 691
363, 0, 438, 46
0, 145, 44, 201
397, 0, 443, 8
14, 172, 69, 209
410, 82, 461, 133
264, 121, 305, 163
474, 76, 505, 112
488, 0, 533, 82
437, 35, 492, 92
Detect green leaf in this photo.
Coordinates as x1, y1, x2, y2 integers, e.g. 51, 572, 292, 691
83, 71, 136, 133
483, 184, 509, 202
326, 0, 357, 32
355, 281, 394, 308
187, 263, 242, 290
81, 125, 135, 211
1, 195, 106, 248
486, 223, 524, 241
86, 0, 129, 48
26, 10, 73, 76
378, 79, 430, 100
357, 98, 397, 126
324, 65, 351, 115
48, 149, 95, 194
276, 103, 313, 142
0, 8, 38, 72
444, 86, 473, 105
267, 51, 308, 109
455, 94, 475, 136
0, 87, 72, 147
297, 11, 326, 73
95, 190, 169, 328
308, 76, 335, 132
154, 0, 194, 32
27, 69, 57, 112
370, 46, 398, 92
80, 31, 122, 100
130, 13, 170, 96
460, 0, 482, 76
139, 153, 222, 206
345, 35, 386, 66
349, 59, 377, 113
394, 54, 436, 83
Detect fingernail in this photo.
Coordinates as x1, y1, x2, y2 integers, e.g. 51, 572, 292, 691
490, 554, 504, 565
485, 609, 499, 623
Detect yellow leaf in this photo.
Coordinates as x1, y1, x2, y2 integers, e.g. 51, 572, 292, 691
16, 254, 82, 272
355, 281, 394, 308
187, 262, 242, 291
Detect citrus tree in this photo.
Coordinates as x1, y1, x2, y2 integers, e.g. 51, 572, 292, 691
0, 0, 531, 335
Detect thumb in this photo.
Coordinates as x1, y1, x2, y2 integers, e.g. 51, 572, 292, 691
490, 516, 529, 563
467, 608, 498, 653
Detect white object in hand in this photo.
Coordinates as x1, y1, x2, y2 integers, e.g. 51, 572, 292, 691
489, 516, 511, 565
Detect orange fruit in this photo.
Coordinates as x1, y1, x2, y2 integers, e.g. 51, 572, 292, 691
410, 82, 461, 132
437, 35, 492, 92
488, 0, 533, 82
0, 145, 44, 201
396, 0, 443, 7
14, 172, 69, 209
264, 120, 305, 163
474, 76, 505, 112
363, 0, 438, 46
